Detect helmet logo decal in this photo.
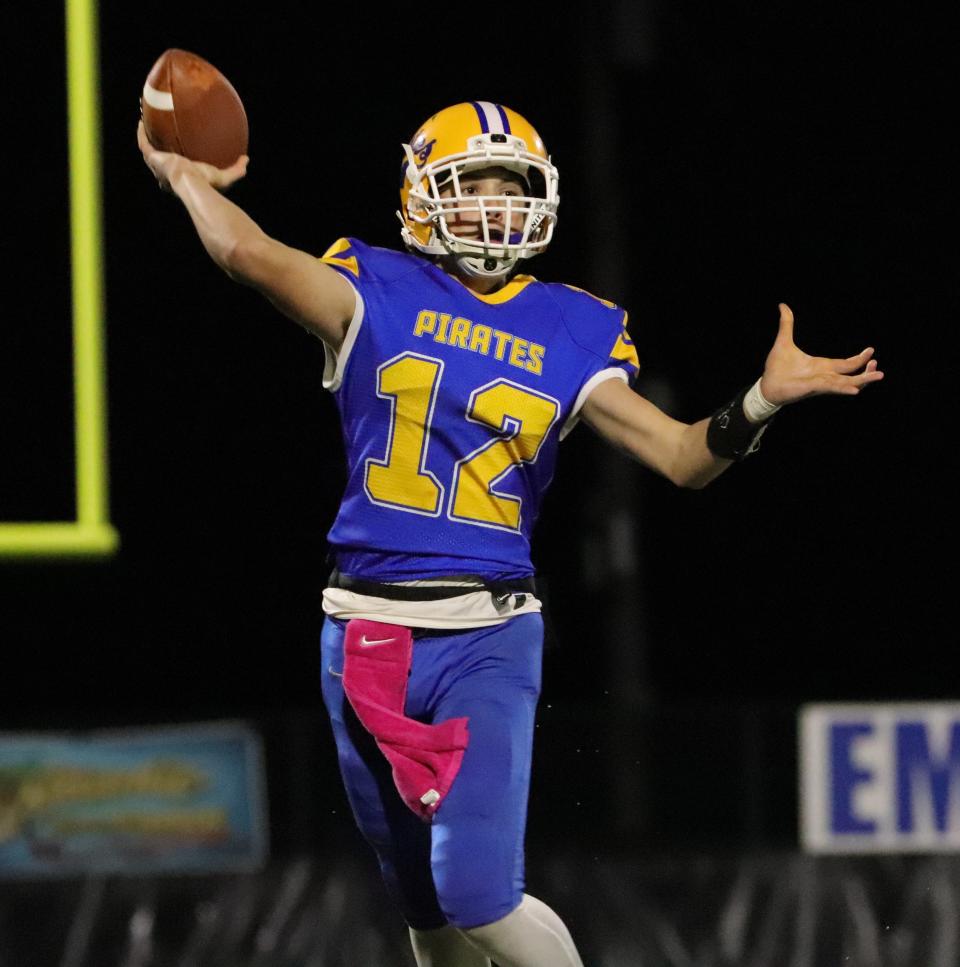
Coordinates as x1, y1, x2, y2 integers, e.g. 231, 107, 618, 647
413, 137, 436, 166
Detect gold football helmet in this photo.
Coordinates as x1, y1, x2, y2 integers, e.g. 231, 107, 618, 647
398, 102, 560, 280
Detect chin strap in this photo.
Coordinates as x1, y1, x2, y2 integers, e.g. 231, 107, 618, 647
454, 253, 518, 280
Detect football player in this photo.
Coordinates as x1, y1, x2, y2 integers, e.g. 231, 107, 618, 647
139, 100, 882, 967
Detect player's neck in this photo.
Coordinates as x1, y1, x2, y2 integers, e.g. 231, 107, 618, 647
458, 274, 505, 296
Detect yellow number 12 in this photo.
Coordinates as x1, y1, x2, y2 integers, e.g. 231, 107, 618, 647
364, 353, 560, 532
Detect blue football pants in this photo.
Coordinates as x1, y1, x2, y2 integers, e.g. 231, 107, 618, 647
320, 613, 543, 929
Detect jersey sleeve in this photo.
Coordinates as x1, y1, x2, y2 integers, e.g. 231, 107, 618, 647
318, 238, 366, 393
560, 308, 640, 440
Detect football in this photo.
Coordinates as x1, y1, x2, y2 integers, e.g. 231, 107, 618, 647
141, 49, 248, 168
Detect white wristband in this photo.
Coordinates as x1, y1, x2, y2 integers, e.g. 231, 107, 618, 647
742, 378, 781, 424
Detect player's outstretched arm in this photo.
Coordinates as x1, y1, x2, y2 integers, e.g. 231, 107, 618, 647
137, 121, 355, 350
580, 381, 727, 488
581, 303, 884, 489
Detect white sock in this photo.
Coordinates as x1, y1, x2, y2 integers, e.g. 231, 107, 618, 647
409, 924, 491, 967
461, 894, 584, 967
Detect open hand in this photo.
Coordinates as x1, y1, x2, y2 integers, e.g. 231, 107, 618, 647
138, 120, 248, 194
759, 304, 884, 405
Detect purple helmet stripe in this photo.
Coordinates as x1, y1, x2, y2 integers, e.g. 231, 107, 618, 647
470, 101, 490, 133
495, 104, 511, 134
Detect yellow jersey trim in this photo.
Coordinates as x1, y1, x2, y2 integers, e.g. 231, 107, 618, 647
320, 237, 360, 279
451, 274, 536, 305
610, 312, 640, 371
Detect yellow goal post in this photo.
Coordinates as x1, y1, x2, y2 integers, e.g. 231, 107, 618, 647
0, 0, 117, 558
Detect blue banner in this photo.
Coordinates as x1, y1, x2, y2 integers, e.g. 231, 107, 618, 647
0, 721, 268, 876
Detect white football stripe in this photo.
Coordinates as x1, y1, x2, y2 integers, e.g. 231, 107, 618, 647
142, 82, 174, 111
475, 101, 505, 134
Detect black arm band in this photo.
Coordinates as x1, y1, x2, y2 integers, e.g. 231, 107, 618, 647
706, 387, 773, 461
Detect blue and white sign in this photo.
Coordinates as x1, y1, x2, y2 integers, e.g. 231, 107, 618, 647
0, 720, 268, 877
801, 703, 960, 853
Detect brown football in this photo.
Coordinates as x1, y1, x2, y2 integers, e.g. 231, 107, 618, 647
141, 49, 248, 168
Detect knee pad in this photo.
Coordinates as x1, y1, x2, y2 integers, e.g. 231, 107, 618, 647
461, 895, 583, 967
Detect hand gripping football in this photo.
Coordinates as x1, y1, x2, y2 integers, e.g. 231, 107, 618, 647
141, 49, 248, 168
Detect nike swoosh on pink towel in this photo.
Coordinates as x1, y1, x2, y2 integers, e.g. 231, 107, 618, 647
341, 618, 469, 822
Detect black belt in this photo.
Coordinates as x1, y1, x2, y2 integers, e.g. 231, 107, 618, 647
328, 568, 536, 605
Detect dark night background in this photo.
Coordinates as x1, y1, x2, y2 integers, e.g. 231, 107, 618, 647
0, 1, 948, 854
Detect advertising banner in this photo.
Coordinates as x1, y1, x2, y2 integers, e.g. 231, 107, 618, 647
801, 703, 960, 853
0, 721, 268, 876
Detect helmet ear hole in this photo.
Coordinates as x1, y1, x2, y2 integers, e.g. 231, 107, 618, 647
527, 168, 546, 198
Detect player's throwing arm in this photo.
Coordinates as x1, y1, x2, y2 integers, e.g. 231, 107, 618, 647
137, 47, 355, 351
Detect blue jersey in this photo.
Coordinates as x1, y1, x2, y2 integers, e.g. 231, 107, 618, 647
320, 238, 639, 582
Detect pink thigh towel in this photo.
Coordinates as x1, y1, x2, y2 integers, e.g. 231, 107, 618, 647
342, 618, 469, 821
